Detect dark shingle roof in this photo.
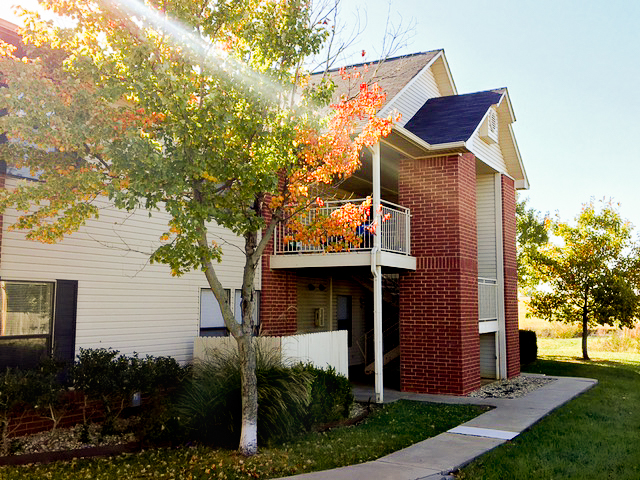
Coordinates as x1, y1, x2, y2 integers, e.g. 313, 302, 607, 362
404, 90, 503, 145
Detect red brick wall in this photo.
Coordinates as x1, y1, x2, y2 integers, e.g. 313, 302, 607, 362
0, 170, 4, 267
7, 393, 103, 438
398, 154, 480, 395
259, 205, 298, 336
501, 175, 520, 378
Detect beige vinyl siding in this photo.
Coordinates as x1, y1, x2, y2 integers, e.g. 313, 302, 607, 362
469, 131, 508, 175
381, 67, 441, 128
431, 55, 456, 96
498, 99, 527, 186
296, 276, 332, 333
479, 333, 497, 378
0, 178, 249, 363
296, 275, 367, 365
476, 174, 497, 280
331, 278, 366, 366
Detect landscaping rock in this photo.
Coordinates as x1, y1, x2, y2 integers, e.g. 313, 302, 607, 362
468, 375, 555, 399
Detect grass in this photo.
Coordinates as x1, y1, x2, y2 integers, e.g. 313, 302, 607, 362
458, 339, 640, 479
0, 400, 485, 479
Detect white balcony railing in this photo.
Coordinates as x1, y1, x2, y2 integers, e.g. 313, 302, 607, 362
274, 198, 411, 256
478, 277, 498, 322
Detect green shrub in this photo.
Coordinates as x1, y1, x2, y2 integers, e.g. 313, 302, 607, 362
519, 330, 538, 365
72, 348, 188, 435
177, 346, 312, 447
139, 355, 189, 395
295, 364, 353, 428
0, 369, 32, 455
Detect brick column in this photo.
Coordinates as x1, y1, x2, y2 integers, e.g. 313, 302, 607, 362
259, 205, 297, 336
501, 175, 520, 377
398, 153, 480, 395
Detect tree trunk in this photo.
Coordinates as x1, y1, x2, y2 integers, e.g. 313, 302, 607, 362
582, 302, 590, 361
236, 331, 258, 455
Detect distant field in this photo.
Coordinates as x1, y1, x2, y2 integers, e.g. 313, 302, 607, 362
537, 337, 640, 365
518, 298, 640, 359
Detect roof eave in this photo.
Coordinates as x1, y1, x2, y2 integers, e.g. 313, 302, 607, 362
437, 49, 458, 96
392, 125, 468, 154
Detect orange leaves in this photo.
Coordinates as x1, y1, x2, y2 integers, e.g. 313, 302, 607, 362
286, 197, 373, 252
279, 65, 398, 253
0, 40, 17, 58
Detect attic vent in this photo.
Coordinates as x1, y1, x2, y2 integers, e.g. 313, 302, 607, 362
480, 108, 499, 144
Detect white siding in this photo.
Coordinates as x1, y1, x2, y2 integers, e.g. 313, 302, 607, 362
1, 178, 249, 363
479, 333, 497, 378
469, 132, 508, 174
295, 275, 367, 365
476, 174, 497, 279
381, 67, 441, 127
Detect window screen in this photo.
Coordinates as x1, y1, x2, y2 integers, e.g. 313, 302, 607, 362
235, 290, 260, 325
200, 288, 230, 336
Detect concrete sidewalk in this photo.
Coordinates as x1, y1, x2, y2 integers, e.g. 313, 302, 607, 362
283, 374, 597, 480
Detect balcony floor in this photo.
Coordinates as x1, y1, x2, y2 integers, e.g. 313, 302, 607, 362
270, 250, 417, 270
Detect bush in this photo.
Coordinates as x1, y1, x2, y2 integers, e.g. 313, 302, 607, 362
177, 346, 312, 447
72, 348, 188, 435
295, 364, 353, 428
519, 330, 538, 365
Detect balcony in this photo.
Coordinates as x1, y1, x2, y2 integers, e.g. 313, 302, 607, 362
478, 277, 499, 333
270, 199, 416, 270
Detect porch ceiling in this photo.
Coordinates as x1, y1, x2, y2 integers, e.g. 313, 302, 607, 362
340, 143, 404, 200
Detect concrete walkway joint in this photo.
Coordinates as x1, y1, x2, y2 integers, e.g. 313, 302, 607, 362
282, 373, 597, 480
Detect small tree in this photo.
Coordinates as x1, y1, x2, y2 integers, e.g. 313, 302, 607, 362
516, 196, 549, 292
0, 0, 396, 454
528, 200, 640, 360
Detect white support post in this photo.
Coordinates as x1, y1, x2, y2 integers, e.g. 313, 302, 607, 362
372, 143, 384, 403
494, 174, 507, 378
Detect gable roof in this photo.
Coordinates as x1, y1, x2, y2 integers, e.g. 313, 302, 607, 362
311, 50, 442, 104
403, 90, 503, 145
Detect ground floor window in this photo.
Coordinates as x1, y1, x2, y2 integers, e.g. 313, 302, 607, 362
200, 288, 261, 336
0, 281, 54, 369
199, 288, 230, 337
234, 289, 260, 327
337, 295, 353, 347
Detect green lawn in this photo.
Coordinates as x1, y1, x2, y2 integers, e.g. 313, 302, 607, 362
458, 340, 640, 480
0, 400, 485, 480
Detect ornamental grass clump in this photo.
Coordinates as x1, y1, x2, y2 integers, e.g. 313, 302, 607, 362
177, 346, 313, 447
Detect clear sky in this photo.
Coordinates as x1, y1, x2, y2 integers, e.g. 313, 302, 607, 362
2, 0, 640, 230
335, 0, 640, 229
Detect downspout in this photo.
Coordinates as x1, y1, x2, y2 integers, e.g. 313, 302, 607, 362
369, 143, 384, 403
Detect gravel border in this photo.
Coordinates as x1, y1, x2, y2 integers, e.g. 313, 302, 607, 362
468, 375, 556, 399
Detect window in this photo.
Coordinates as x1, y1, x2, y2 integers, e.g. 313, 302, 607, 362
234, 289, 260, 327
337, 295, 352, 347
199, 288, 230, 337
0, 281, 54, 369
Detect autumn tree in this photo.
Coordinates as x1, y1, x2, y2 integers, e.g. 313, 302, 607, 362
528, 200, 640, 360
516, 196, 549, 291
0, 0, 397, 454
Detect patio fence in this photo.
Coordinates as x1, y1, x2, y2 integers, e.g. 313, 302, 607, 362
194, 330, 348, 378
